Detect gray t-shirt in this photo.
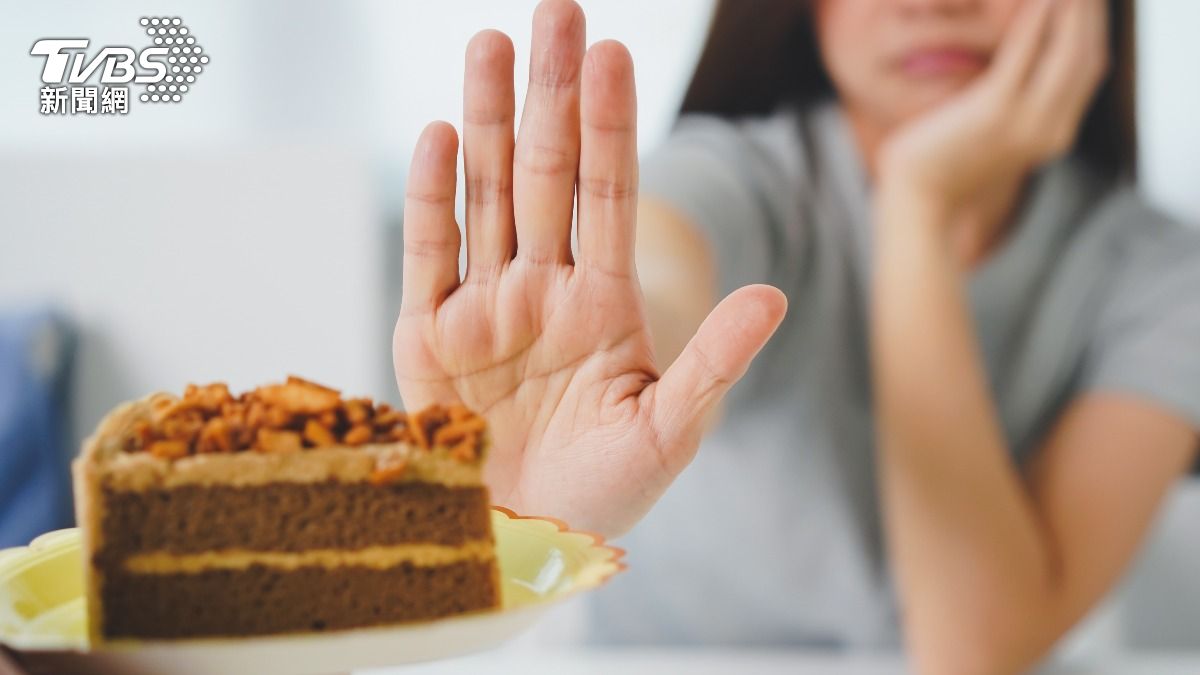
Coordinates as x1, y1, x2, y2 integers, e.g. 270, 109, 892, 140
583, 98, 1200, 649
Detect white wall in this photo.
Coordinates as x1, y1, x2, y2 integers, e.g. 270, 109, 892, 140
1137, 1, 1200, 222
0, 148, 384, 448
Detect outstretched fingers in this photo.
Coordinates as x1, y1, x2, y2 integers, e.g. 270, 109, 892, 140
401, 121, 462, 316
649, 285, 789, 474
578, 39, 638, 279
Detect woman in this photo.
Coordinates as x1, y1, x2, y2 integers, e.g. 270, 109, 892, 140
393, 0, 1200, 671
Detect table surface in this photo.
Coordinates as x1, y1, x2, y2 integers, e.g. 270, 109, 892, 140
360, 647, 1200, 675
6, 644, 1200, 674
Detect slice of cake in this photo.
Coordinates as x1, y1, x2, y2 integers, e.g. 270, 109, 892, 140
72, 376, 500, 642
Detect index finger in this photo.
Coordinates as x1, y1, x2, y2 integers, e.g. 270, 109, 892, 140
984, 0, 1056, 95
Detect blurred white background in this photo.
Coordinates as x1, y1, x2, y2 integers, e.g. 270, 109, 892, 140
1, 1, 1199, 665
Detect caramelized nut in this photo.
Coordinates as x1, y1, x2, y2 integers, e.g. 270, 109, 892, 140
197, 418, 233, 453
373, 410, 403, 429
316, 410, 339, 429
245, 400, 268, 429
264, 406, 292, 429
256, 428, 302, 454
129, 420, 155, 449
185, 383, 234, 412
433, 418, 486, 446
449, 437, 477, 462
256, 378, 340, 414
303, 418, 337, 447
343, 424, 372, 446
387, 426, 415, 443
127, 379, 486, 460
285, 375, 339, 393
161, 412, 203, 442
345, 398, 372, 425
409, 406, 449, 450
147, 440, 189, 460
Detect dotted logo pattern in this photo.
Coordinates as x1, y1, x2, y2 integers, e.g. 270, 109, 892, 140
138, 17, 208, 104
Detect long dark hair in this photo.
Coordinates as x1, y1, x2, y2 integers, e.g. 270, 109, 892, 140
678, 0, 1138, 180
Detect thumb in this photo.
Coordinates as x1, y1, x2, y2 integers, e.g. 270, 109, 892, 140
649, 283, 788, 472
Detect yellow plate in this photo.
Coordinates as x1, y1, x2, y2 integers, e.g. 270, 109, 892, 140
0, 507, 625, 675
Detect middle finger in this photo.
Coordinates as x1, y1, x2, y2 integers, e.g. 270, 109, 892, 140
512, 0, 586, 266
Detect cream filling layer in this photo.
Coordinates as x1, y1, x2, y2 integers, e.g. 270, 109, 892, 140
123, 539, 495, 574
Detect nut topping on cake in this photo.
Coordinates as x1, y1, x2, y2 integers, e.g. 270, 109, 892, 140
123, 376, 485, 461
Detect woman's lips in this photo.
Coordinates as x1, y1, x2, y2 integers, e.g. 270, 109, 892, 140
899, 47, 989, 77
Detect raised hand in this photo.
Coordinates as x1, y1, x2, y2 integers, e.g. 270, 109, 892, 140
393, 0, 787, 538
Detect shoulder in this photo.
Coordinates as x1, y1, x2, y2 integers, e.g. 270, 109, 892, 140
1083, 183, 1200, 305
639, 102, 822, 296
662, 99, 813, 188
1072, 180, 1200, 428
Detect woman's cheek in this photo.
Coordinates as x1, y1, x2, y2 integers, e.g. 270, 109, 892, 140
989, 0, 1030, 31
813, 1, 881, 103
824, 46, 916, 127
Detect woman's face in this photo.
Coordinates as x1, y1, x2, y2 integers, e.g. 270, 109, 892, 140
813, 0, 1025, 129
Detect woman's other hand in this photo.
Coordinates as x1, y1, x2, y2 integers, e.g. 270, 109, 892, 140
878, 0, 1110, 211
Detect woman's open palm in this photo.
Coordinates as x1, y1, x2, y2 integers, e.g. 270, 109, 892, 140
393, 0, 786, 538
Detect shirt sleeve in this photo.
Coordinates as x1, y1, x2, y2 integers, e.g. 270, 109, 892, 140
1077, 216, 1200, 430
637, 108, 808, 300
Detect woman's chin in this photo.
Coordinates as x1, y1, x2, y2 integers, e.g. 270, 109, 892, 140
883, 75, 979, 122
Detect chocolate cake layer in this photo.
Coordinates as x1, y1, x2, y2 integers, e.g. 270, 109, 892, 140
101, 560, 499, 639
99, 481, 491, 558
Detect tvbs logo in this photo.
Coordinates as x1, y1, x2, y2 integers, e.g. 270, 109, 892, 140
31, 17, 207, 115
31, 40, 169, 86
